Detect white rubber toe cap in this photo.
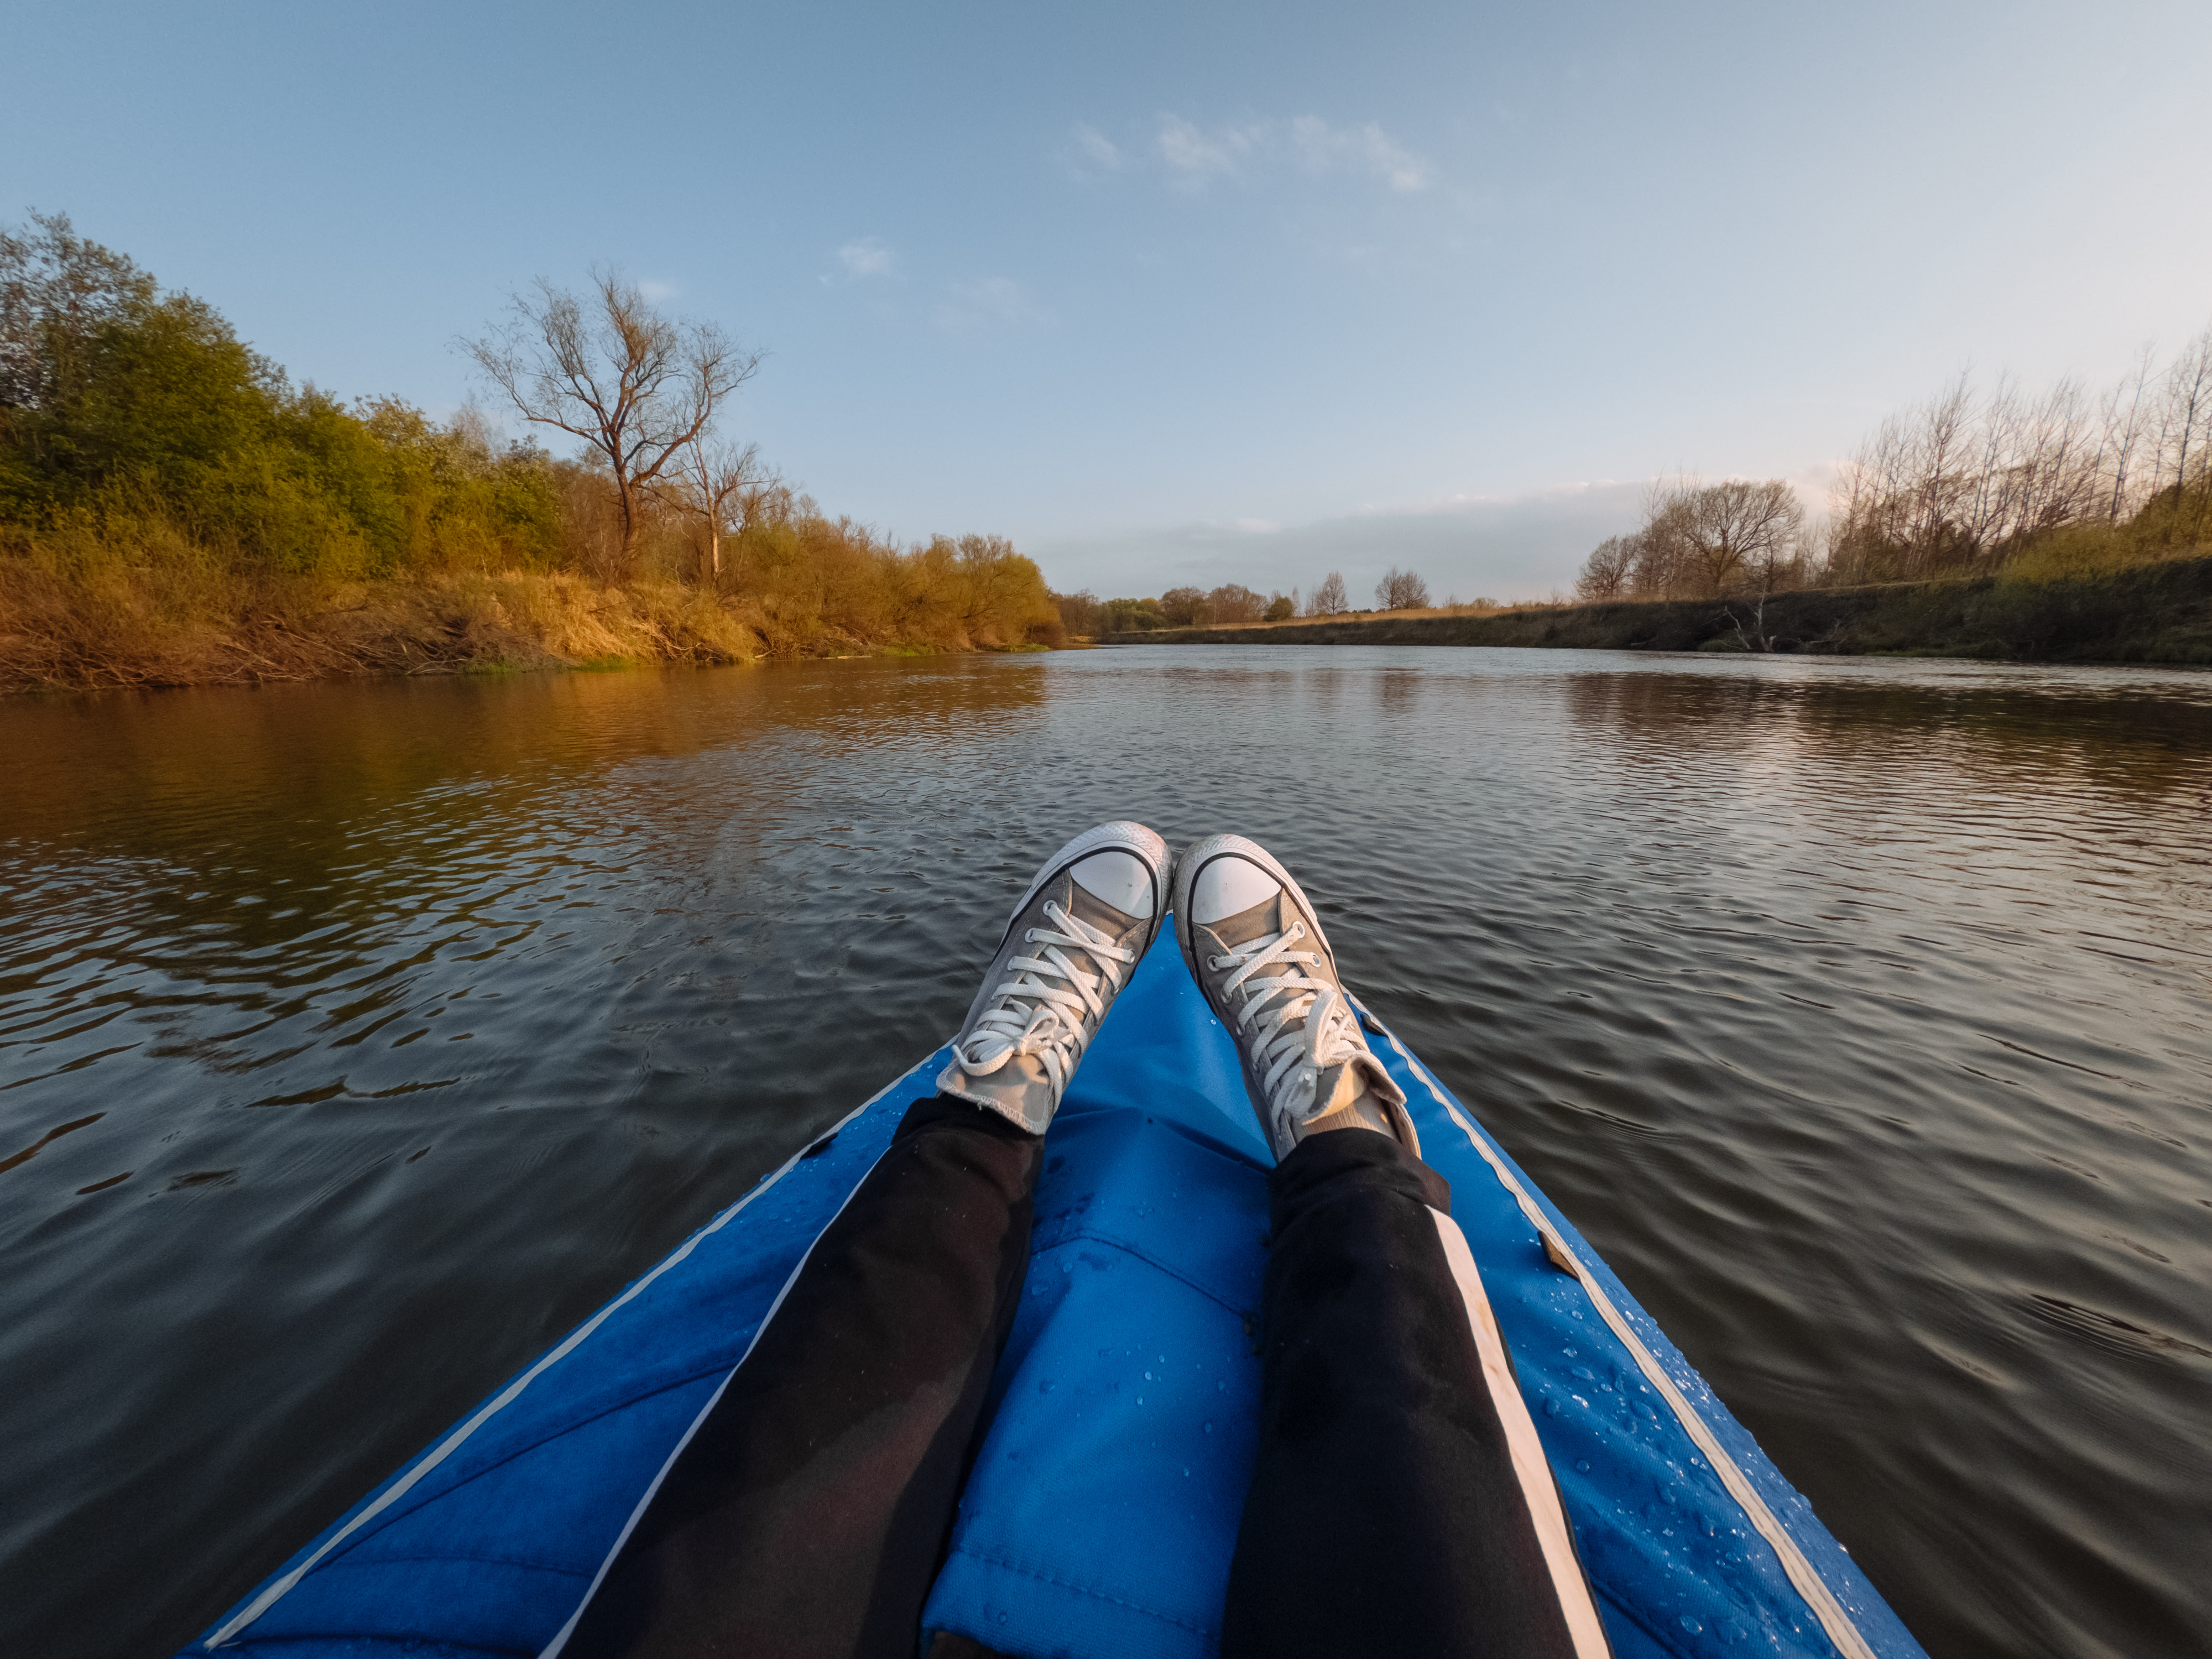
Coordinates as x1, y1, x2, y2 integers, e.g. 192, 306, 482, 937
1070, 849, 1156, 918
1189, 857, 1281, 926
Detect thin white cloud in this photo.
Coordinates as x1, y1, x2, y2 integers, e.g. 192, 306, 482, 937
1233, 518, 1282, 534
1135, 113, 1433, 195
638, 279, 679, 301
1071, 124, 1123, 170
835, 237, 898, 279
1155, 114, 1266, 189
935, 276, 1052, 336
1290, 117, 1431, 192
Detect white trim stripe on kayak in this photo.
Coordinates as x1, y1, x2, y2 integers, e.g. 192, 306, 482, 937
202, 1058, 936, 1651
1430, 1207, 1616, 1659
1368, 1013, 1880, 1659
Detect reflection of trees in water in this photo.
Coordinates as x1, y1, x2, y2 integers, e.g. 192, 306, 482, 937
1, 660, 1051, 859
1375, 667, 1425, 716
1563, 669, 2212, 808
0, 660, 1056, 1061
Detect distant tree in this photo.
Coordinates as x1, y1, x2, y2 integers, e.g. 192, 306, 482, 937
1308, 571, 1349, 614
1103, 596, 1166, 632
465, 273, 759, 579
1264, 592, 1295, 622
1375, 567, 1431, 609
1159, 585, 1207, 626
1667, 479, 1804, 597
1574, 533, 1639, 601
1206, 582, 1266, 622
1051, 588, 1104, 637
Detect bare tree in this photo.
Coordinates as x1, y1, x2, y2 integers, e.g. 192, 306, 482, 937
464, 273, 759, 578
2161, 325, 2212, 499
1308, 571, 1349, 615
1573, 533, 1638, 601
2100, 346, 2159, 525
1375, 567, 1431, 609
1678, 479, 1804, 596
660, 436, 765, 585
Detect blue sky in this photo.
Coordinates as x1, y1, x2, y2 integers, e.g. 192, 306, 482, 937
6, 1, 2208, 599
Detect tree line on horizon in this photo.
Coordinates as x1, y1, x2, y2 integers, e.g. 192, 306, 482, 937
0, 212, 1061, 664
1572, 330, 2212, 606
1051, 566, 1478, 637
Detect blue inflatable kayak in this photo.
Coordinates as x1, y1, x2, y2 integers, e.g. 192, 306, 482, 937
184, 933, 1926, 1659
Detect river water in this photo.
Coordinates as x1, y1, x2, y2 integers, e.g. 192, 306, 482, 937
1, 646, 2206, 1659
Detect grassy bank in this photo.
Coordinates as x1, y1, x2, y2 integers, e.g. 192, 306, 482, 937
1098, 556, 2212, 666
0, 547, 1070, 692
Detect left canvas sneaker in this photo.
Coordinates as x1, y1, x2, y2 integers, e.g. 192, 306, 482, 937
937, 821, 1172, 1134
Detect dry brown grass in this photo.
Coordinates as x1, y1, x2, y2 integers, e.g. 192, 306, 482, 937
0, 499, 1065, 691
0, 544, 771, 692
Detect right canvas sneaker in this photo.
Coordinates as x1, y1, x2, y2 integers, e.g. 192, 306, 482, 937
1172, 833, 1418, 1162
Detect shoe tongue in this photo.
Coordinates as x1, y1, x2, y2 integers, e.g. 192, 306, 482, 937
1062, 874, 1138, 940
1311, 1055, 1367, 1114
1201, 890, 1287, 951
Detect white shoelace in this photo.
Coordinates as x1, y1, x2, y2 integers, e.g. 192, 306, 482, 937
955, 899, 1137, 1095
1206, 921, 1367, 1129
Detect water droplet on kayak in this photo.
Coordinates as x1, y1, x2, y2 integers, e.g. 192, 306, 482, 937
1576, 1460, 1590, 1472
1218, 1380, 1228, 1391
1203, 1421, 1214, 1434
1037, 1379, 1055, 1394
1145, 1370, 1154, 1380
1571, 1366, 1595, 1381
1679, 1616, 1702, 1634
1182, 1467, 1190, 1477
1544, 1397, 1561, 1417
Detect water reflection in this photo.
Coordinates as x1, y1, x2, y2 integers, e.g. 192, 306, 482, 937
1, 647, 2208, 1659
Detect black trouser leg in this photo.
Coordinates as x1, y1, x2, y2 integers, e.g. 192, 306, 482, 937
1222, 1128, 1606, 1659
561, 1094, 1043, 1659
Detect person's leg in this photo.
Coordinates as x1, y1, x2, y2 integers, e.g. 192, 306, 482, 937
556, 1093, 1042, 1659
1171, 834, 1610, 1659
550, 821, 1173, 1659
1222, 1128, 1611, 1659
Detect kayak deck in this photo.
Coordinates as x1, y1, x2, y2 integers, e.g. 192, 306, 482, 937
186, 934, 1924, 1659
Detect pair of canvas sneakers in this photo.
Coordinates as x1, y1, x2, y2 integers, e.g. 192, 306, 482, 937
937, 821, 1420, 1163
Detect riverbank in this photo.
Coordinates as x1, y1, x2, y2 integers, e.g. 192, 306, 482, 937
0, 561, 1056, 693
1098, 556, 2212, 665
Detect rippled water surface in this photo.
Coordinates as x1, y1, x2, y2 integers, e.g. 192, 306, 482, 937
2, 647, 2208, 1658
